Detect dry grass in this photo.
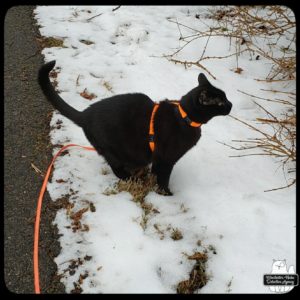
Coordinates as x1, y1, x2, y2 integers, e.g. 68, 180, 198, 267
171, 228, 183, 241
153, 223, 165, 240
36, 36, 66, 48
103, 167, 160, 229
115, 172, 158, 203
101, 167, 110, 175
177, 252, 208, 294
102, 80, 114, 93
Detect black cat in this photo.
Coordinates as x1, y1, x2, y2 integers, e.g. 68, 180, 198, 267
38, 60, 232, 195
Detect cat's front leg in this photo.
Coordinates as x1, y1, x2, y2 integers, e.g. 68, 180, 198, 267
152, 158, 174, 196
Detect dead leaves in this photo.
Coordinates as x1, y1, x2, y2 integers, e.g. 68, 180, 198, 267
187, 252, 208, 261
56, 178, 68, 183
70, 207, 89, 220
65, 200, 96, 232
64, 257, 91, 294
80, 88, 97, 100
70, 207, 89, 232
233, 67, 243, 74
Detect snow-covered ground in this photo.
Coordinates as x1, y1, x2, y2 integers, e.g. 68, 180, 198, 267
34, 6, 296, 293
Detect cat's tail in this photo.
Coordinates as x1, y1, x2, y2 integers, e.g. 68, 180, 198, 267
38, 60, 83, 126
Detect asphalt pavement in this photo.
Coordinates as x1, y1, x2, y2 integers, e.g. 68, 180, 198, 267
4, 6, 65, 294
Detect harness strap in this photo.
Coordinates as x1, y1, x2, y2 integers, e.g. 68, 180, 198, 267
172, 102, 201, 128
149, 104, 159, 152
149, 102, 201, 152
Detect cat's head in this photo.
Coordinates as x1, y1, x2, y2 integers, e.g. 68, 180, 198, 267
272, 260, 287, 272
271, 259, 288, 274
184, 73, 232, 124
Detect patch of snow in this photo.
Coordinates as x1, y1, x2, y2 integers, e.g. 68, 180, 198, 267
34, 5, 296, 293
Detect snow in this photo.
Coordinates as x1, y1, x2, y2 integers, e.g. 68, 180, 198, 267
34, 6, 296, 293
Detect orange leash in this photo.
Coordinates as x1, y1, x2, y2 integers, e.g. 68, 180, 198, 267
34, 144, 96, 294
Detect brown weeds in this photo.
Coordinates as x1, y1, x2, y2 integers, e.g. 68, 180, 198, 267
36, 36, 66, 48
177, 252, 208, 294
221, 92, 296, 191
104, 168, 160, 229
164, 6, 295, 81
164, 6, 296, 191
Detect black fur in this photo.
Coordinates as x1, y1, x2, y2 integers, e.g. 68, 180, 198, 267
38, 60, 232, 195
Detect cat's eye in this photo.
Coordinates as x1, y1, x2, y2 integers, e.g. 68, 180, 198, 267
199, 91, 209, 105
200, 99, 211, 105
200, 91, 207, 98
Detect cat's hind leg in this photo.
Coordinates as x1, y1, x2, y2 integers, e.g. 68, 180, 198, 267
102, 150, 131, 180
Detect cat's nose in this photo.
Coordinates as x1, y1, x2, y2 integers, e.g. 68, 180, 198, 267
225, 100, 232, 114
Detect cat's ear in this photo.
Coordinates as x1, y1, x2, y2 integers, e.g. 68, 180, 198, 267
198, 73, 209, 85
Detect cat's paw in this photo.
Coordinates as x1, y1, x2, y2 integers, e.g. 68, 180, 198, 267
157, 187, 173, 196
113, 167, 131, 180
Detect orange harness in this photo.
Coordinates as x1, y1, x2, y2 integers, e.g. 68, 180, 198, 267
149, 102, 201, 152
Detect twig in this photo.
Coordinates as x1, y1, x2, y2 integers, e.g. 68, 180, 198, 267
256, 118, 295, 126
228, 115, 271, 140
176, 17, 183, 40
237, 89, 293, 105
237, 89, 274, 102
264, 179, 296, 192
86, 13, 103, 22
31, 163, 44, 177
165, 56, 217, 80
76, 75, 80, 86
112, 5, 121, 12
200, 49, 248, 61
260, 89, 296, 96
199, 29, 212, 61
167, 18, 202, 34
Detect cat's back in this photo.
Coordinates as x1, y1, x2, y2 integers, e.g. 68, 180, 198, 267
82, 93, 154, 131
84, 93, 153, 114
